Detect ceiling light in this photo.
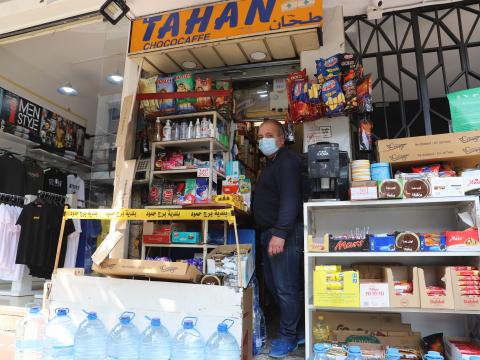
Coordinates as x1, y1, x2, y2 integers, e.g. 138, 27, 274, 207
256, 90, 268, 94
259, 94, 269, 98
251, 51, 267, 61
106, 73, 124, 85
100, 0, 130, 25
182, 61, 197, 69
57, 83, 78, 96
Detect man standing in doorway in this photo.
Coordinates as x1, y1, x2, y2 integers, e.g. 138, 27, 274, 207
253, 120, 304, 358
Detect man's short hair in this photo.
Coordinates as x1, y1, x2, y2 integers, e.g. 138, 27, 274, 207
260, 120, 285, 138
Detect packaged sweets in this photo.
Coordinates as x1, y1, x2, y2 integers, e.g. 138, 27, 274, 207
215, 80, 231, 109
184, 179, 196, 204
162, 182, 175, 205
453, 266, 477, 271
139, 76, 159, 114
394, 281, 413, 294
457, 270, 480, 276
343, 79, 358, 112
322, 78, 345, 114
340, 53, 359, 81
156, 76, 176, 113
196, 178, 209, 203
316, 54, 341, 84
195, 77, 213, 110
175, 73, 196, 112
174, 182, 185, 204
149, 178, 164, 205
458, 276, 480, 281
459, 280, 480, 286
357, 74, 373, 113
426, 286, 446, 296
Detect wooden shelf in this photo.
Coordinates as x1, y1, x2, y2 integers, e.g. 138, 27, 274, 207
152, 137, 227, 153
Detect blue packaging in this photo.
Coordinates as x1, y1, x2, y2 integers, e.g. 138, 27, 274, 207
369, 234, 396, 252
420, 234, 446, 252
371, 163, 391, 181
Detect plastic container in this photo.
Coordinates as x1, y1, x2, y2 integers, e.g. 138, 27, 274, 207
106, 311, 141, 360
15, 304, 46, 360
155, 117, 163, 142
425, 351, 444, 360
386, 347, 401, 360
371, 162, 392, 181
163, 120, 172, 141
312, 316, 330, 343
195, 118, 201, 139
205, 319, 240, 360
346, 345, 363, 360
44, 308, 77, 360
311, 343, 330, 360
252, 298, 266, 356
139, 316, 171, 360
74, 310, 108, 360
171, 317, 206, 360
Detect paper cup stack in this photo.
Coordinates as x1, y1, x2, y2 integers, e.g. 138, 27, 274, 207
351, 160, 371, 181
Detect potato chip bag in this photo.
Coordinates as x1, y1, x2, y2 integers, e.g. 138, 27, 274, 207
156, 76, 176, 113
195, 77, 212, 110
139, 76, 159, 114
322, 78, 345, 115
175, 73, 196, 112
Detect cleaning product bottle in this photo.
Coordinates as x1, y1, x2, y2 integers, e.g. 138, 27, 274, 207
74, 310, 108, 360
139, 316, 171, 360
163, 120, 172, 141
187, 121, 194, 139
208, 119, 214, 138
172, 121, 179, 140
44, 308, 76, 360
200, 117, 209, 137
106, 312, 141, 360
346, 345, 363, 360
195, 118, 201, 139
311, 343, 330, 360
15, 304, 46, 360
205, 319, 240, 360
155, 117, 162, 142
312, 315, 330, 343
180, 121, 188, 140
171, 317, 205, 360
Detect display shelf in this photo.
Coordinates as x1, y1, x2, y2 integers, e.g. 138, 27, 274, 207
306, 305, 480, 315
152, 137, 227, 153
306, 197, 478, 209
146, 110, 228, 125
152, 168, 225, 180
0, 130, 38, 147
27, 147, 91, 173
137, 89, 232, 101
143, 243, 218, 249
307, 251, 480, 257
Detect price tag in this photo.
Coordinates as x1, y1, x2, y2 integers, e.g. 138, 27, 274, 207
197, 168, 209, 178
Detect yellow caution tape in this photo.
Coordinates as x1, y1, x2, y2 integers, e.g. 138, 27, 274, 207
64, 208, 236, 223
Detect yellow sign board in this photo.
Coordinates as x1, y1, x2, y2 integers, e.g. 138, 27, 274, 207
129, 0, 322, 53
64, 208, 236, 223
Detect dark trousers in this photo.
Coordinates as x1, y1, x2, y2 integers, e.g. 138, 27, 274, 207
261, 224, 304, 343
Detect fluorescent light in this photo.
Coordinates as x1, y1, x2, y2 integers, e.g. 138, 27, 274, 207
182, 61, 197, 69
100, 0, 129, 25
251, 51, 267, 61
106, 73, 124, 85
259, 94, 269, 98
57, 83, 78, 96
256, 90, 268, 94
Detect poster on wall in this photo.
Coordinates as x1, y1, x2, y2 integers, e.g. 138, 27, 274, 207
0, 89, 19, 135
15, 97, 42, 143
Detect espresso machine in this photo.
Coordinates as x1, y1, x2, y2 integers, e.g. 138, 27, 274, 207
307, 142, 350, 200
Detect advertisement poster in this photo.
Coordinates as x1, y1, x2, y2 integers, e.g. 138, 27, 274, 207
15, 97, 42, 142
0, 89, 19, 135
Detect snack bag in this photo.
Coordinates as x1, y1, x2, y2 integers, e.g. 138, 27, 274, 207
175, 73, 196, 112
340, 53, 359, 81
174, 182, 186, 204
342, 79, 358, 112
184, 179, 196, 204
156, 76, 176, 113
138, 76, 159, 114
322, 78, 345, 115
149, 178, 164, 205
357, 74, 373, 113
358, 113, 373, 152
215, 80, 231, 109
162, 182, 175, 205
316, 54, 341, 84
195, 77, 213, 110
287, 69, 309, 122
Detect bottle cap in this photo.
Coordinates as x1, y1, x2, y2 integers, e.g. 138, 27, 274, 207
151, 318, 161, 327
29, 306, 40, 314
314, 343, 330, 353
55, 308, 69, 316
119, 311, 135, 325
218, 323, 228, 333
349, 346, 362, 354
87, 312, 97, 321
183, 320, 194, 329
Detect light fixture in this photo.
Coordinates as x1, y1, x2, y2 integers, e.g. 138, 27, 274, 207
256, 90, 268, 94
57, 83, 78, 96
100, 0, 130, 25
259, 94, 269, 98
182, 61, 197, 69
106, 72, 124, 85
250, 51, 267, 61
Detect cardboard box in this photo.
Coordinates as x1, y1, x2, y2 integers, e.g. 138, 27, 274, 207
355, 265, 390, 308
369, 234, 396, 252
351, 181, 378, 201
463, 170, 480, 195
418, 266, 455, 309
318, 312, 411, 332
420, 233, 447, 251
171, 231, 201, 244
307, 234, 328, 252
314, 268, 360, 307
445, 337, 480, 360
333, 330, 421, 348
92, 258, 201, 283
376, 130, 480, 168
377, 179, 403, 199
206, 244, 254, 288
446, 228, 480, 251
384, 266, 420, 308
430, 177, 464, 197
451, 269, 480, 311
142, 222, 186, 244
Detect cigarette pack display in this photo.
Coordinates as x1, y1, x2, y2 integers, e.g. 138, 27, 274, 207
384, 266, 421, 308
369, 234, 396, 252
395, 232, 421, 252
446, 228, 480, 251
418, 267, 454, 309
377, 179, 403, 199
420, 233, 447, 252
329, 235, 369, 252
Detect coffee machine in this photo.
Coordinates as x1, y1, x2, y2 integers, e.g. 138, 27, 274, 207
307, 142, 350, 200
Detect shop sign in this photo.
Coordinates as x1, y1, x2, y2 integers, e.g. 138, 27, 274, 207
129, 0, 323, 53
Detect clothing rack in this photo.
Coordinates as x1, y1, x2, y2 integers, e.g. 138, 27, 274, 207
0, 193, 25, 207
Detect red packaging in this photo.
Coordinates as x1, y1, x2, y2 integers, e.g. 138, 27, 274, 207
453, 266, 477, 271
426, 286, 446, 296
446, 228, 480, 250
457, 270, 480, 276
458, 276, 480, 281
459, 281, 480, 286
460, 286, 480, 291
394, 281, 413, 294
412, 164, 441, 175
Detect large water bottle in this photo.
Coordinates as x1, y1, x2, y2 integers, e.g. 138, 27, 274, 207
252, 297, 266, 355
171, 317, 206, 360
15, 304, 46, 360
74, 310, 108, 360
107, 311, 141, 360
386, 348, 401, 360
139, 316, 171, 360
311, 343, 330, 360
44, 308, 77, 360
346, 346, 363, 360
205, 319, 240, 359
425, 351, 444, 360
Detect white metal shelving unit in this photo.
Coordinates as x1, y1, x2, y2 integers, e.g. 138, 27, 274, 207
304, 196, 480, 359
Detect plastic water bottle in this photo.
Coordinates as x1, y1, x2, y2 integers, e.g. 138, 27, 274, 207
74, 310, 108, 360
252, 297, 266, 355
425, 351, 444, 360
346, 346, 363, 360
15, 304, 46, 360
44, 308, 76, 360
139, 316, 171, 360
171, 317, 206, 360
311, 343, 331, 360
107, 311, 141, 360
205, 319, 240, 359
386, 347, 401, 360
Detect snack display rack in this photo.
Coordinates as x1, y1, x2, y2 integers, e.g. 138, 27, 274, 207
304, 196, 480, 359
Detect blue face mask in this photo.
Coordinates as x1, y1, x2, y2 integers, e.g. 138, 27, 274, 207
259, 138, 279, 156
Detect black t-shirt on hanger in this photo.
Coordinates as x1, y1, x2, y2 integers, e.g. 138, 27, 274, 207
0, 153, 26, 196
43, 168, 67, 195
24, 159, 44, 195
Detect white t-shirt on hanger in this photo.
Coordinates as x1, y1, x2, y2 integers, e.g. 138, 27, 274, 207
67, 174, 85, 208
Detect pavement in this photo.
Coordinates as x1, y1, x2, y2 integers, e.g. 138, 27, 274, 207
255, 341, 306, 359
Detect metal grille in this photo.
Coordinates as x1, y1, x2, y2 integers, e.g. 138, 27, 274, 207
345, 0, 480, 139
